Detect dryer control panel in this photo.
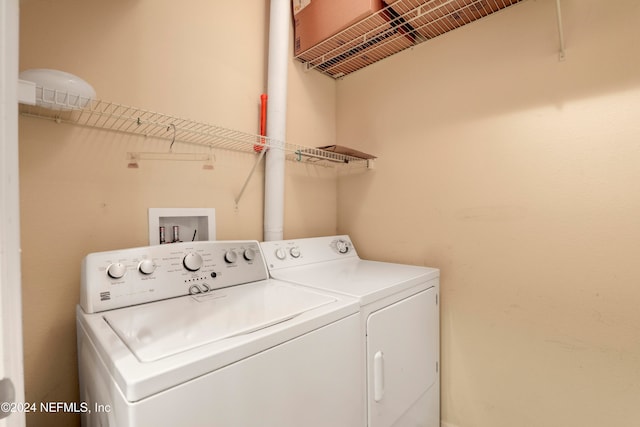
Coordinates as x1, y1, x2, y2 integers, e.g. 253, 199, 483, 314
261, 235, 359, 270
80, 241, 267, 313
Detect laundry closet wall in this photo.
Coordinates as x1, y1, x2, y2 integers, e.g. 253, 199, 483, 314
18, 1, 336, 426
336, 0, 640, 426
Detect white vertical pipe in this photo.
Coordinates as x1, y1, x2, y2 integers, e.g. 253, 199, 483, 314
264, 0, 289, 241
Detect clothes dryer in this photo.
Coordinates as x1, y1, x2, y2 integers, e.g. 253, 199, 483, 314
261, 235, 440, 427
77, 240, 362, 427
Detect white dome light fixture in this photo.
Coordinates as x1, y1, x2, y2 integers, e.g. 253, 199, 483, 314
18, 68, 96, 111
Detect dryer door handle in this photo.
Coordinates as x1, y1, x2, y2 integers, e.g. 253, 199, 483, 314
373, 351, 384, 402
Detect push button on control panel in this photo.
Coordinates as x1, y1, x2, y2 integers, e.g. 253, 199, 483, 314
336, 240, 350, 254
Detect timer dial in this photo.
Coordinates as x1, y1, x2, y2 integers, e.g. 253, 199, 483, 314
183, 252, 203, 271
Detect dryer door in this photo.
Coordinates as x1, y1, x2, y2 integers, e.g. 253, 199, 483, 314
366, 287, 438, 427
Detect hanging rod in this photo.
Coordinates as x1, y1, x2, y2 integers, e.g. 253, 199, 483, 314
126, 152, 213, 169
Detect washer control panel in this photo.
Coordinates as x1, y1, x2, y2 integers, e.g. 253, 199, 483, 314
261, 235, 358, 270
80, 241, 266, 313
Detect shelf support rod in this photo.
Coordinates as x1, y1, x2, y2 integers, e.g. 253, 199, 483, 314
555, 0, 566, 61
234, 147, 267, 208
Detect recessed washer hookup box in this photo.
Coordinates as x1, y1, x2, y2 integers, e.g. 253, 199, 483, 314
148, 208, 216, 245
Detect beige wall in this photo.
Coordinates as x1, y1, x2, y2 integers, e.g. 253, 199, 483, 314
20, 0, 640, 426
337, 0, 640, 426
18, 1, 337, 426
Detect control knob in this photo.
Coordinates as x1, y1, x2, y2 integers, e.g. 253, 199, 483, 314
107, 263, 126, 279
243, 248, 256, 261
224, 250, 238, 264
138, 259, 156, 275
275, 248, 287, 260
183, 252, 203, 271
290, 247, 301, 258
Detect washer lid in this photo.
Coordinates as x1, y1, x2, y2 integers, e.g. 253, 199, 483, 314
103, 281, 336, 362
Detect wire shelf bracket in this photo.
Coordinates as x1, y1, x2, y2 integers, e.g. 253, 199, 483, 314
234, 146, 267, 208
555, 0, 566, 61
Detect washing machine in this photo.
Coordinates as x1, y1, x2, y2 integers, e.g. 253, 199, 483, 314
260, 235, 440, 427
76, 240, 363, 427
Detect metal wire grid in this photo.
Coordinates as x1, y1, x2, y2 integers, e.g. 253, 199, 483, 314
18, 90, 369, 165
295, 0, 524, 78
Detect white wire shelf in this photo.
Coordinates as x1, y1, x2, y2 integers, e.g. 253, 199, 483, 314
295, 0, 525, 78
18, 88, 373, 166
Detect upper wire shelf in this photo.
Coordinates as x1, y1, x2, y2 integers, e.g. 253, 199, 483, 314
295, 0, 525, 79
18, 87, 372, 166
